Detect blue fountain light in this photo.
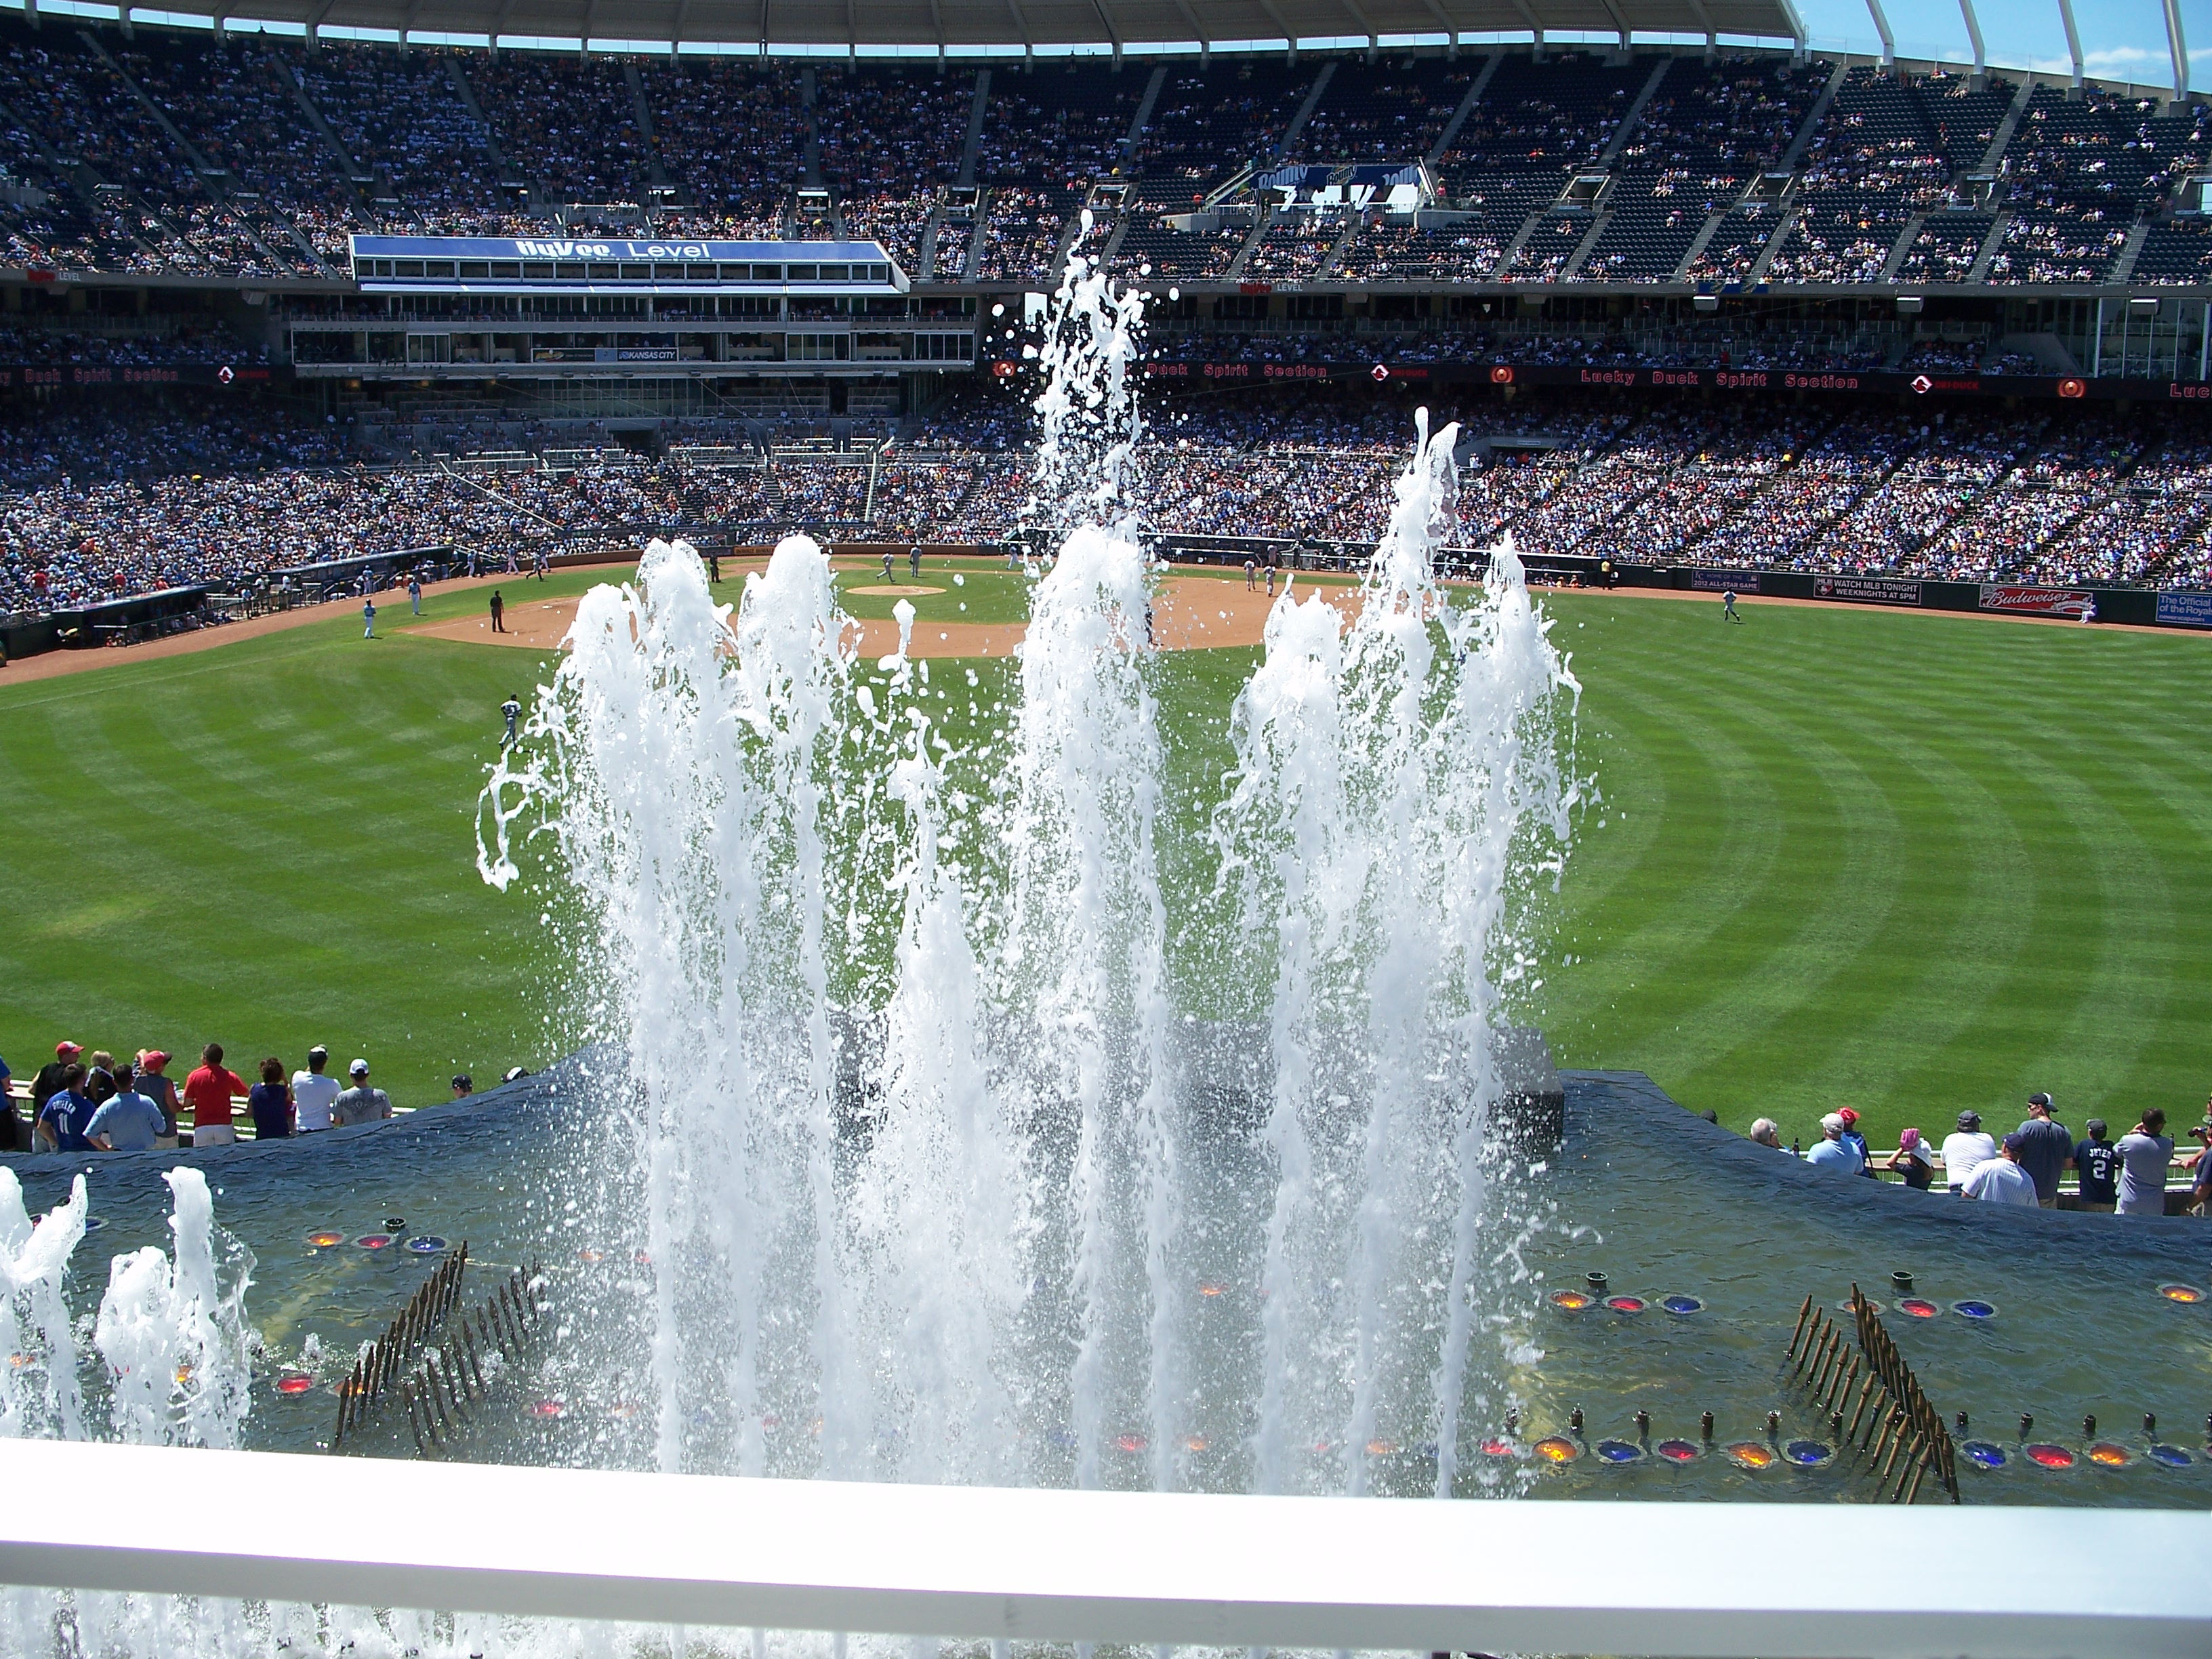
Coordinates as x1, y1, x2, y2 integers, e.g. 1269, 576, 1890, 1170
1963, 1441, 2008, 1469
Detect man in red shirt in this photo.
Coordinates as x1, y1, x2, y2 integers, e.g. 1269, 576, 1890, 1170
182, 1042, 247, 1147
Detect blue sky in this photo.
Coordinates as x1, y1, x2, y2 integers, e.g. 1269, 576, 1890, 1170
1794, 1, 2200, 93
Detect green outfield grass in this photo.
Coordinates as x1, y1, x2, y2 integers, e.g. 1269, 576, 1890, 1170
1, 571, 2205, 1151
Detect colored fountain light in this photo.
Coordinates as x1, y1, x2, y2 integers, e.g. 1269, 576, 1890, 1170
1952, 1300, 1997, 1320
1660, 1294, 1703, 1315
1115, 1433, 1148, 1454
1548, 1289, 1593, 1310
1478, 1437, 1517, 1458
2025, 1443, 2076, 1469
527, 1399, 566, 1419
1724, 1442, 1776, 1470
1196, 1280, 1228, 1297
1593, 1439, 1643, 1463
2087, 1443, 2130, 1467
2157, 1282, 2204, 1303
1897, 1297, 1940, 1318
1183, 1435, 1208, 1452
2148, 1443, 2194, 1467
1365, 1439, 1399, 1456
403, 1236, 447, 1254
1532, 1436, 1580, 1465
305, 1231, 344, 1248
1603, 1295, 1646, 1313
274, 1374, 314, 1396
1656, 1439, 1700, 1462
1783, 1440, 1832, 1467
1963, 1440, 2009, 1469
353, 1235, 391, 1250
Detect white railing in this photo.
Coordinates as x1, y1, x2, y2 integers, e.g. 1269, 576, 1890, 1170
0, 1440, 2204, 1657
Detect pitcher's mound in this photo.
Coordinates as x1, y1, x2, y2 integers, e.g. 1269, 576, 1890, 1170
846, 583, 946, 596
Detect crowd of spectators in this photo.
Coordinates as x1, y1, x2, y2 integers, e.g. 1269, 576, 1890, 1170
0, 1038, 409, 1153
2, 386, 2209, 623
0, 17, 2199, 290
1757, 1092, 2212, 1216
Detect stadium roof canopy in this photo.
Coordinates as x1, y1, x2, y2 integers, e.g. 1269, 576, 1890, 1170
131, 0, 1809, 55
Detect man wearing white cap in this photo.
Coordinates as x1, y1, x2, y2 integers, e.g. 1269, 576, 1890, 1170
291, 1046, 342, 1133
333, 1059, 393, 1128
1803, 1112, 1864, 1176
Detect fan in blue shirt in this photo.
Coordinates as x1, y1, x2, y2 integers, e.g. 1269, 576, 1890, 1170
85, 1088, 168, 1152
37, 1067, 98, 1152
2072, 1120, 2121, 1209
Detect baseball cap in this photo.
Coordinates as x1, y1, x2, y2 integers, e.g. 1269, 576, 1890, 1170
348, 1059, 370, 1077
1957, 1110, 1981, 1128
308, 1044, 328, 1060
2001, 1132, 2025, 1153
2085, 1118, 2107, 1137
1820, 1112, 1845, 1134
451, 1074, 472, 1090
1837, 1108, 1859, 1126
2028, 1092, 2053, 1109
55, 1040, 80, 1057
138, 1050, 169, 1069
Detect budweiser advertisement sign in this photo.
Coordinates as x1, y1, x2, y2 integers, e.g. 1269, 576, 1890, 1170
1979, 583, 2094, 619
1814, 575, 1923, 607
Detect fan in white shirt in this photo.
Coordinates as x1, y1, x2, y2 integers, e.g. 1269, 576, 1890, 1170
1940, 1110, 1998, 1193
1961, 1138, 2040, 1207
291, 1045, 344, 1133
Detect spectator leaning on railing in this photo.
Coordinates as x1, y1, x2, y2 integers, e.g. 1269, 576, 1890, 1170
2116, 1110, 2175, 1216
291, 1045, 341, 1133
182, 1042, 248, 1149
333, 1059, 393, 1127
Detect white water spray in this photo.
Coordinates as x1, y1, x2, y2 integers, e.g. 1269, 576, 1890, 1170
479, 253, 1576, 1504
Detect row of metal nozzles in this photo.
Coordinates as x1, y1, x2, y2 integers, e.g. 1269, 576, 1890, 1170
1784, 1290, 1959, 1502
331, 1244, 472, 1449
404, 1260, 548, 1458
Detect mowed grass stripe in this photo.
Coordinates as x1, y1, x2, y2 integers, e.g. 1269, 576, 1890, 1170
1829, 729, 2034, 1105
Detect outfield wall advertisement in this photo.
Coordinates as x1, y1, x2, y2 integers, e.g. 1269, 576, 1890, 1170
2155, 591, 2212, 629
1978, 583, 2095, 619
1814, 575, 1923, 607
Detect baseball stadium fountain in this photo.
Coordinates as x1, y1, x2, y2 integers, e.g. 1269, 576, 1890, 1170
5, 252, 2212, 1657
466, 247, 1580, 1499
